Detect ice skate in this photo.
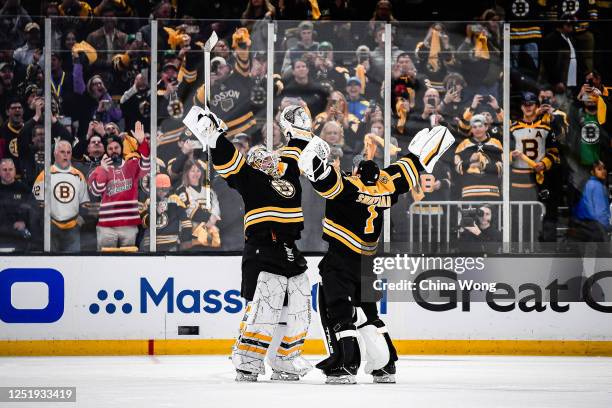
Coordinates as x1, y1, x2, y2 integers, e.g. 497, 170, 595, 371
324, 366, 357, 384
235, 369, 258, 382
371, 361, 396, 384
270, 369, 300, 381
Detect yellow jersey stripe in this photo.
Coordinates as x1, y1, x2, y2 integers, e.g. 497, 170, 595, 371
244, 216, 304, 230
323, 227, 378, 255
319, 170, 344, 199
215, 149, 241, 171
323, 218, 378, 248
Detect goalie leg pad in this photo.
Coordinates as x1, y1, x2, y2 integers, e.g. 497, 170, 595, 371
356, 302, 397, 374
231, 271, 287, 374
357, 318, 398, 374
269, 273, 313, 376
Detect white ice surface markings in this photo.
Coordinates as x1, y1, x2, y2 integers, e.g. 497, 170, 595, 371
0, 355, 611, 408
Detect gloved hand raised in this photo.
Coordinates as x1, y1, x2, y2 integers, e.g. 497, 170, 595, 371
182, 106, 227, 148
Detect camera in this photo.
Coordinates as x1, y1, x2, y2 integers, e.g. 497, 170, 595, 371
459, 208, 484, 228
541, 96, 551, 105
481, 95, 492, 104
139, 100, 150, 118
427, 97, 436, 106
111, 155, 122, 166
587, 78, 595, 87
18, 228, 31, 240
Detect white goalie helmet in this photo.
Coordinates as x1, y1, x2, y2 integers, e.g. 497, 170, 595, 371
246, 145, 282, 178
278, 105, 312, 140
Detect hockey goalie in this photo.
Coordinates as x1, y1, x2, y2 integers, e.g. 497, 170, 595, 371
183, 104, 314, 382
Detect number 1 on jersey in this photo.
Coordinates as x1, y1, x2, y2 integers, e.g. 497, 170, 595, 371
365, 205, 378, 234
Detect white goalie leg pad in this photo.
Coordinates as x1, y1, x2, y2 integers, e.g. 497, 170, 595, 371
270, 273, 313, 376
298, 136, 331, 182
358, 323, 391, 374
408, 126, 455, 173
232, 271, 287, 374
266, 307, 288, 367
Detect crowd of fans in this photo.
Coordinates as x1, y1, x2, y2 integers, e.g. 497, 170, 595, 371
0, 0, 611, 253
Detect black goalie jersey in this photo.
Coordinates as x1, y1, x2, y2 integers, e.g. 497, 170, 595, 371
210, 134, 309, 240
309, 155, 423, 256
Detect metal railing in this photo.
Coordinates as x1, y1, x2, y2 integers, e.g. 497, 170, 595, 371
409, 201, 546, 251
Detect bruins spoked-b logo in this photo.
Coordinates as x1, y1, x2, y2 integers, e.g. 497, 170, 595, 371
270, 179, 295, 198
54, 181, 75, 203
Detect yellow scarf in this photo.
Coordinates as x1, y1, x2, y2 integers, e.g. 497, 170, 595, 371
428, 29, 441, 72
395, 98, 409, 134
355, 64, 367, 94
363, 134, 401, 160
474, 33, 490, 60
308, 0, 321, 19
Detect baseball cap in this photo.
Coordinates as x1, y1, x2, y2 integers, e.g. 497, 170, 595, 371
162, 62, 179, 72
347, 76, 362, 87
25, 22, 40, 32
470, 114, 486, 127
298, 21, 314, 31
521, 92, 539, 105
156, 174, 171, 189
210, 57, 227, 66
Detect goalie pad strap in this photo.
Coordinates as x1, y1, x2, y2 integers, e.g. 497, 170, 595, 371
336, 329, 358, 339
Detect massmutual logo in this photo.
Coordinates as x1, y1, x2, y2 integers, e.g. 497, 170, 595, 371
0, 269, 385, 324
88, 278, 244, 315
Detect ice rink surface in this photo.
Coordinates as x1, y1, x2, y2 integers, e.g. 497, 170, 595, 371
1, 355, 611, 408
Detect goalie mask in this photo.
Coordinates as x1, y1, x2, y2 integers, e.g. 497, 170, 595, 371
247, 145, 282, 178
279, 105, 312, 140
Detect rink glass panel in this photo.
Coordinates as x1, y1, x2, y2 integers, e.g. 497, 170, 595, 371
48, 16, 152, 254
27, 17, 612, 254
0, 16, 46, 254
392, 20, 507, 255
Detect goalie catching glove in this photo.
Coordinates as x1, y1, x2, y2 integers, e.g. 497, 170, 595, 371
182, 106, 228, 149
298, 136, 331, 182
409, 126, 455, 173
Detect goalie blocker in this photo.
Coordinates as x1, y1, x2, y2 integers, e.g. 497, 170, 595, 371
300, 126, 455, 384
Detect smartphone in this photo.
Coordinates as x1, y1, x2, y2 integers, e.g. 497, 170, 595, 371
368, 99, 378, 111
587, 78, 595, 87
427, 97, 436, 106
